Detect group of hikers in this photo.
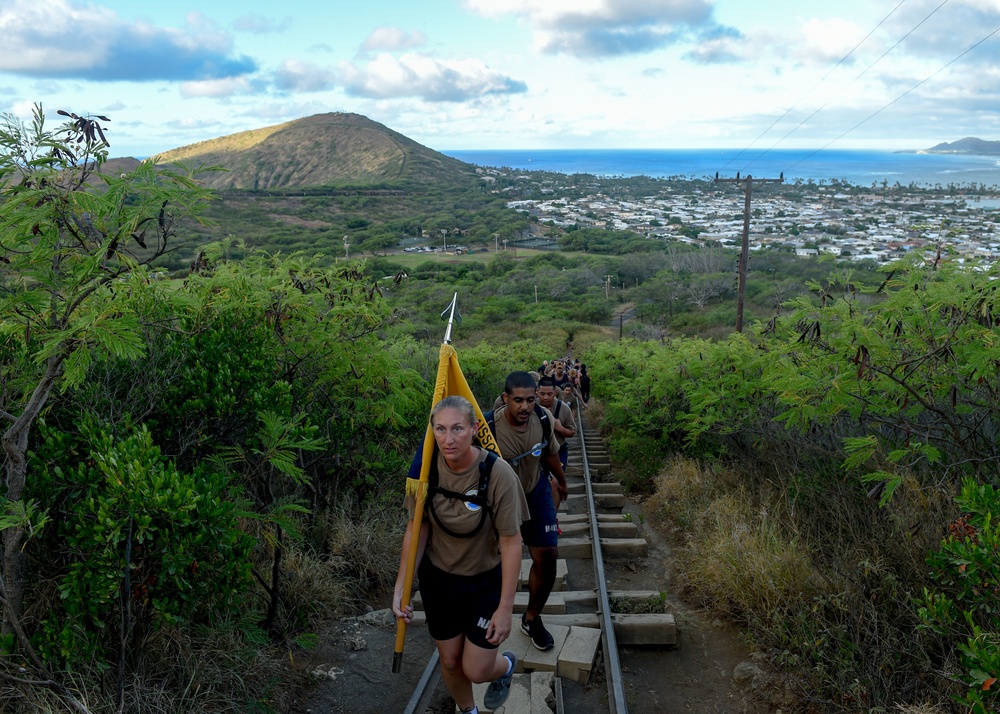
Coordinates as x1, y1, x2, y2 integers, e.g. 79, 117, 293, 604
392, 358, 590, 713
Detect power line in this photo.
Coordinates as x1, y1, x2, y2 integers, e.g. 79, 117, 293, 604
784, 21, 1000, 176
719, 0, 910, 175
739, 0, 951, 175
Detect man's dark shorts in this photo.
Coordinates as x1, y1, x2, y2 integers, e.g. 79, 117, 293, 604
417, 558, 501, 648
520, 477, 558, 548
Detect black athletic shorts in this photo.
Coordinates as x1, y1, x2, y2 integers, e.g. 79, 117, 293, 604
417, 558, 502, 649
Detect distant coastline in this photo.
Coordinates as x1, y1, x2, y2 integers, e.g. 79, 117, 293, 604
896, 137, 1000, 157
442, 148, 1000, 188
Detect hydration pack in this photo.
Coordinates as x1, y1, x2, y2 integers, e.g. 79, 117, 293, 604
427, 450, 499, 539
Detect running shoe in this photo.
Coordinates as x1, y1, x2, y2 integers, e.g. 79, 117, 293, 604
483, 650, 517, 709
521, 614, 554, 651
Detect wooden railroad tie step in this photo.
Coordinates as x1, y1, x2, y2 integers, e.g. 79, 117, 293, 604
566, 481, 622, 495
519, 558, 569, 590
557, 520, 638, 538
558, 513, 627, 523
407, 611, 677, 648
564, 492, 625, 510
470, 671, 555, 714
556, 536, 648, 558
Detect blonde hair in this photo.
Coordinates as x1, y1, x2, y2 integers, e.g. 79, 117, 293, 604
431, 395, 476, 426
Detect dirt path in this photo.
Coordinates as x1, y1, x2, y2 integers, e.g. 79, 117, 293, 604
281, 490, 773, 714
602, 497, 771, 713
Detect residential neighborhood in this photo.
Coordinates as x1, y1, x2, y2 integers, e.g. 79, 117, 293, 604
484, 168, 1000, 264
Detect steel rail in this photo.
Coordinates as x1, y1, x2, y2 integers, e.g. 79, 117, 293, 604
402, 649, 441, 714
578, 414, 629, 714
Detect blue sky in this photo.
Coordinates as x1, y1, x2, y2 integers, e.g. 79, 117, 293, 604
2, 0, 1000, 157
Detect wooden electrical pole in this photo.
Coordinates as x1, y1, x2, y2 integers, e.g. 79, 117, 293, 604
714, 172, 783, 332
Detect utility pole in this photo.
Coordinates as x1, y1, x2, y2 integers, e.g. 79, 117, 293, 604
493, 233, 499, 252
714, 172, 783, 333
604, 274, 613, 300
343, 235, 350, 259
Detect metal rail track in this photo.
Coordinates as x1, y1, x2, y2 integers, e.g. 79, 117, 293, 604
403, 413, 627, 714
579, 413, 628, 714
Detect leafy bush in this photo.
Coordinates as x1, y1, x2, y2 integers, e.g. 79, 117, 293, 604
28, 421, 254, 665
919, 479, 1000, 714
586, 258, 1000, 708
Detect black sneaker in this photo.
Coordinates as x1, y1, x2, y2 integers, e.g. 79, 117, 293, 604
521, 614, 554, 651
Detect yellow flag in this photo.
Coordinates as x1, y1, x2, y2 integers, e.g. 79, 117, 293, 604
394, 342, 499, 672
405, 343, 499, 498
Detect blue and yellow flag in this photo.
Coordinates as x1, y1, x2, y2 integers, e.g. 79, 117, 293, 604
405, 343, 500, 499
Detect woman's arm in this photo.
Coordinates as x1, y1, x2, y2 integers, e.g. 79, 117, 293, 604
392, 518, 429, 623
487, 531, 523, 644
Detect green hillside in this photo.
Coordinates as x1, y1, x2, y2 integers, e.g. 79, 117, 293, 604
153, 112, 476, 190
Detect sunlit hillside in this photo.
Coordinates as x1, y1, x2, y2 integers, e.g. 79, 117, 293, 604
152, 112, 476, 190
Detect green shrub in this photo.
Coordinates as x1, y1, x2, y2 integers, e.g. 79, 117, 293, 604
919, 478, 1000, 714
29, 421, 254, 665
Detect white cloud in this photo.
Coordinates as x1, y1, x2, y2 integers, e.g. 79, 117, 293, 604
339, 53, 527, 101
274, 60, 336, 92
463, 0, 715, 57
361, 27, 428, 54
180, 77, 255, 98
795, 18, 867, 64
0, 0, 257, 81
684, 24, 746, 64
164, 117, 226, 130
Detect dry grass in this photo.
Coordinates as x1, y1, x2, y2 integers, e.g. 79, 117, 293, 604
646, 456, 723, 529
680, 491, 822, 618
645, 455, 967, 710
320, 495, 404, 612
1, 622, 283, 713
582, 399, 604, 429
648, 457, 822, 617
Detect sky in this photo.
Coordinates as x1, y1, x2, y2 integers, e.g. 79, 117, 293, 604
2, 0, 1000, 157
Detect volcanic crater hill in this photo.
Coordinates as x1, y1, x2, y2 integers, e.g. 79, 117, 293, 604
924, 136, 1000, 155
151, 112, 477, 191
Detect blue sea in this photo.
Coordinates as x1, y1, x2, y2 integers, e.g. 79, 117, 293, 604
441, 148, 1000, 188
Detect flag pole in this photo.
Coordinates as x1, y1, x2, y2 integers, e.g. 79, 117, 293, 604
392, 293, 460, 674
442, 292, 458, 345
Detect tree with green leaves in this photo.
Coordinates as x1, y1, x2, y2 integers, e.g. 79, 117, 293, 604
0, 104, 213, 632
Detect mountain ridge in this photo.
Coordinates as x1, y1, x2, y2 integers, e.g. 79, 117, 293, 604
923, 136, 1000, 155
133, 112, 475, 190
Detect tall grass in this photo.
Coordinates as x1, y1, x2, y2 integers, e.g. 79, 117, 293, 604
644, 455, 959, 711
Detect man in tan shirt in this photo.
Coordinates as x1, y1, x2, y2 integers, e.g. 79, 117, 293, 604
490, 371, 567, 651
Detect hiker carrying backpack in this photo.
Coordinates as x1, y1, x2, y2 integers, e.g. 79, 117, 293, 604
393, 395, 528, 712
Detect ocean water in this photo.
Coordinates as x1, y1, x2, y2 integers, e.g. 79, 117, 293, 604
441, 148, 1000, 188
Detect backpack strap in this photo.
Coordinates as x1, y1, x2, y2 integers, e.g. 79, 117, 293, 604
427, 450, 497, 539
534, 403, 552, 445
